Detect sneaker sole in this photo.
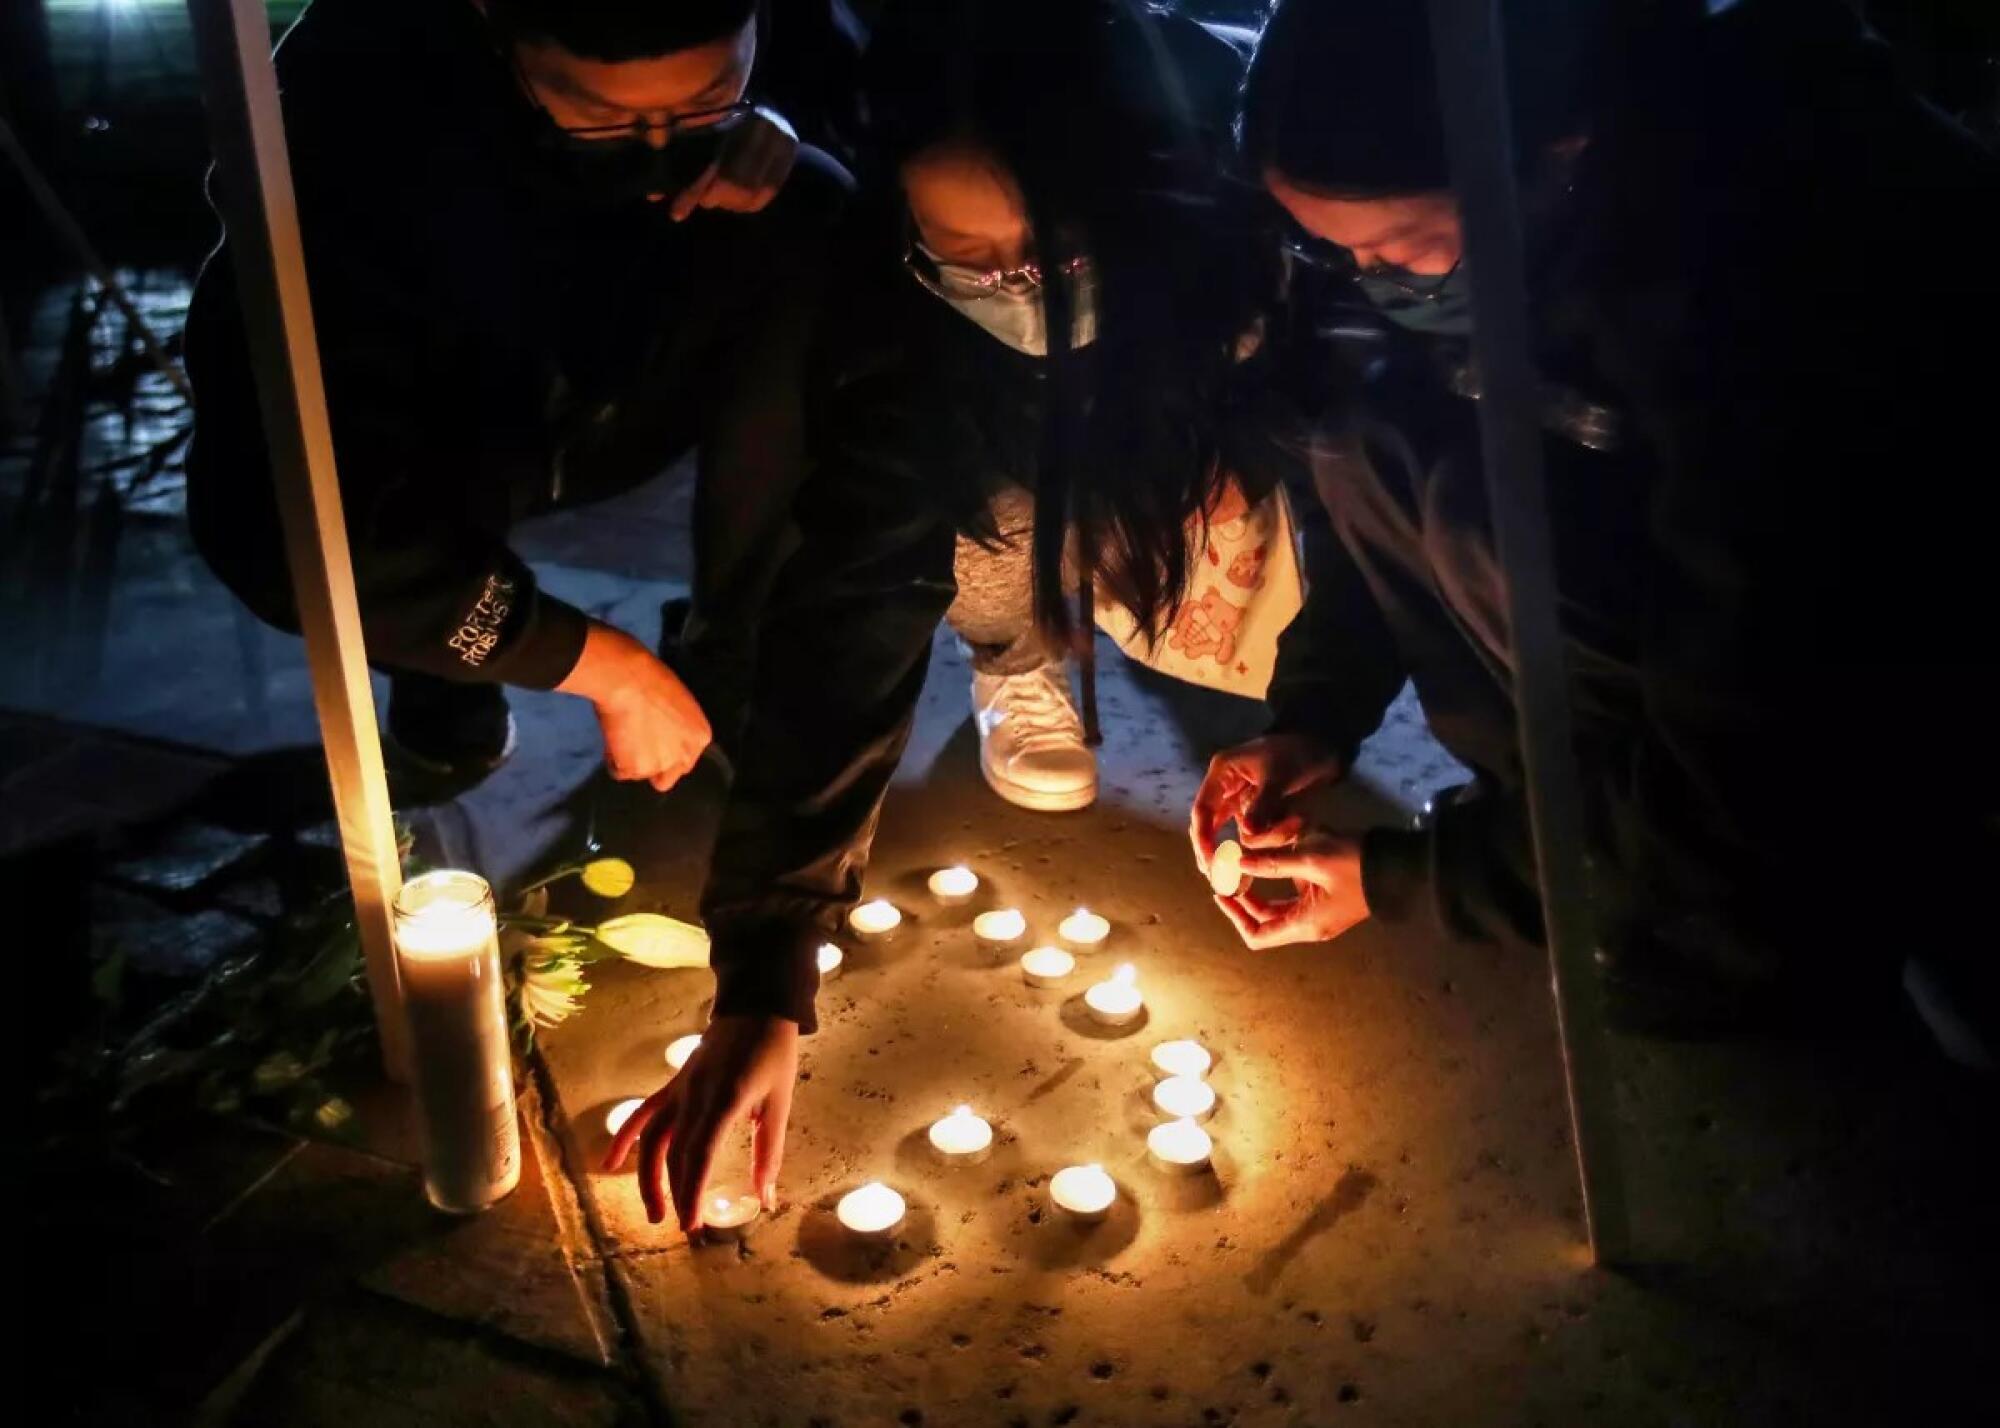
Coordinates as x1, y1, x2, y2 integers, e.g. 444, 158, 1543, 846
980, 761, 1097, 812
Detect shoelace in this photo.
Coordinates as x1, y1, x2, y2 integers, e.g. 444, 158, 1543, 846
989, 669, 1084, 748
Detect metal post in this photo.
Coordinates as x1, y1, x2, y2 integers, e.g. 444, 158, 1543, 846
184, 0, 410, 1081
1424, 0, 1630, 1264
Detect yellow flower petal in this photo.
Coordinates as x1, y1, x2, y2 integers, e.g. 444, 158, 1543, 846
580, 857, 637, 899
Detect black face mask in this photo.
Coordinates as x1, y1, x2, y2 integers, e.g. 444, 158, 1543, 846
522, 111, 746, 208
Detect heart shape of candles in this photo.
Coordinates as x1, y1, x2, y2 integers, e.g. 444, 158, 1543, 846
1146, 1117, 1213, 1175
927, 865, 979, 906
927, 1104, 994, 1163
973, 908, 1027, 948
1019, 945, 1076, 987
1048, 1163, 1118, 1223
1152, 1074, 1217, 1122
1084, 963, 1144, 1026
836, 1180, 907, 1238
1150, 1039, 1213, 1080
1057, 907, 1110, 951
665, 1033, 702, 1071
847, 899, 902, 942
816, 942, 844, 979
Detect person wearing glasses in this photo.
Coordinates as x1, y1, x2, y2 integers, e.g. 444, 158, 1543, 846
605, 0, 1267, 1232
1190, 0, 1999, 1050
184, 0, 855, 785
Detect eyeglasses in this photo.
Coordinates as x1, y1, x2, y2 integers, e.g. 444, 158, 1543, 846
903, 238, 1092, 303
506, 46, 755, 147
1280, 228, 1460, 302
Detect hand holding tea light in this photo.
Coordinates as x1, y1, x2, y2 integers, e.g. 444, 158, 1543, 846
698, 1186, 761, 1240
1049, 1163, 1118, 1223
1147, 1117, 1213, 1175
927, 865, 979, 906
927, 1104, 994, 1164
1058, 907, 1110, 951
665, 1033, 702, 1071
817, 942, 844, 980
836, 1180, 906, 1239
848, 899, 902, 942
605, 1098, 645, 1136
1208, 839, 1246, 897
1020, 945, 1076, 988
1150, 1039, 1213, 1080
973, 908, 1027, 949
1153, 1074, 1217, 1122
1084, 963, 1144, 1027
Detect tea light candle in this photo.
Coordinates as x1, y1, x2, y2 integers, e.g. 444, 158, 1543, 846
927, 865, 979, 906
1049, 1163, 1117, 1223
848, 899, 902, 942
1058, 907, 1110, 951
1209, 838, 1246, 897
836, 1180, 906, 1239
604, 1098, 645, 1136
1146, 1117, 1213, 1175
817, 942, 844, 980
1019, 944, 1076, 988
1084, 963, 1143, 1026
698, 1185, 761, 1240
927, 1104, 994, 1164
973, 908, 1027, 949
665, 1033, 702, 1071
1150, 1039, 1213, 1080
1153, 1075, 1217, 1122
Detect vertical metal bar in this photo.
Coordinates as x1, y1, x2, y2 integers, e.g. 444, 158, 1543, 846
184, 0, 410, 1081
1424, 0, 1629, 1264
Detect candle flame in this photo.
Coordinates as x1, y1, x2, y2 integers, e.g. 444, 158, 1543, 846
953, 1104, 972, 1118
1114, 963, 1136, 984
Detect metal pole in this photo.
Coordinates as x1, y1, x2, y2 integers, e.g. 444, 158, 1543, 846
184, 0, 410, 1081
1424, 0, 1630, 1264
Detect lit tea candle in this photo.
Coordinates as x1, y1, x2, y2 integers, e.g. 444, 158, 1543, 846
1153, 1075, 1217, 1122
1084, 963, 1143, 1026
393, 870, 521, 1215
604, 1098, 645, 1136
1146, 1117, 1213, 1175
836, 1180, 906, 1239
1019, 945, 1076, 988
1209, 838, 1246, 897
927, 865, 979, 906
848, 899, 902, 942
1049, 1163, 1117, 1223
927, 1104, 994, 1164
973, 908, 1027, 949
665, 1033, 702, 1071
1058, 907, 1110, 951
817, 942, 844, 980
1150, 1039, 1214, 1080
699, 1185, 761, 1240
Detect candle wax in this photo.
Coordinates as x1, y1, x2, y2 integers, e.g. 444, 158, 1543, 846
1020, 945, 1076, 987
604, 1098, 645, 1136
848, 899, 902, 939
927, 866, 979, 905
1209, 838, 1246, 897
927, 1105, 994, 1161
1084, 963, 1143, 1026
1153, 1075, 1217, 1122
1058, 908, 1110, 949
1049, 1163, 1117, 1222
817, 942, 844, 979
836, 1180, 906, 1237
973, 908, 1027, 946
699, 1186, 761, 1239
1147, 1117, 1213, 1174
1150, 1039, 1214, 1080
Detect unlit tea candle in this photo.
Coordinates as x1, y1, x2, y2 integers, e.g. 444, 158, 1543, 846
1150, 1039, 1213, 1080
817, 942, 844, 980
1153, 1075, 1217, 1122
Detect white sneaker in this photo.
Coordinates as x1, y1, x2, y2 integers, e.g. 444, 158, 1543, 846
971, 664, 1098, 812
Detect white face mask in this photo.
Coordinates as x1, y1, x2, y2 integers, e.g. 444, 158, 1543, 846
914, 242, 1099, 358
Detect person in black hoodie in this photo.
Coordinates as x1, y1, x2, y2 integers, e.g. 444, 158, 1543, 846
1191, 0, 2000, 1045
183, 0, 853, 783
605, 0, 1267, 1232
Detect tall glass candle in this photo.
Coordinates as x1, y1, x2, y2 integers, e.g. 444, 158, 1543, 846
393, 871, 520, 1214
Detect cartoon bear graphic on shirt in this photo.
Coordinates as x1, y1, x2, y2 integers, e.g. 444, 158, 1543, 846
1166, 585, 1248, 666
1226, 542, 1268, 590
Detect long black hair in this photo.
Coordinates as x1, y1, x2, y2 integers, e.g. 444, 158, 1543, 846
865, 0, 1257, 645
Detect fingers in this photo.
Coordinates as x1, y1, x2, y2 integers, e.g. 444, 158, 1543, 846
1236, 848, 1340, 889
1215, 892, 1319, 950
670, 159, 721, 222
751, 1078, 794, 1212
1238, 813, 1306, 849
1190, 756, 1250, 870
666, 1086, 745, 1233
638, 1096, 677, 1224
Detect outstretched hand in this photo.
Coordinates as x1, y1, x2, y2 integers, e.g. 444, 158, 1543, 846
603, 1014, 799, 1233
1213, 834, 1371, 950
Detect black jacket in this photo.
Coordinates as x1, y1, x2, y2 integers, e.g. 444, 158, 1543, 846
1265, 0, 2000, 965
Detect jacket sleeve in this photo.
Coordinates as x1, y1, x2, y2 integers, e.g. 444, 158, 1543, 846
184, 48, 589, 690
697, 366, 958, 1031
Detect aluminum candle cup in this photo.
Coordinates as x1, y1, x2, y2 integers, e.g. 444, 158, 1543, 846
817, 942, 844, 980
1019, 945, 1076, 988
665, 1033, 702, 1072
848, 899, 902, 942
973, 908, 1027, 950
1153, 1075, 1217, 1123
1049, 1163, 1118, 1223
393, 870, 521, 1214
927, 1105, 994, 1165
698, 1186, 761, 1240
836, 1181, 907, 1239
1058, 907, 1110, 951
1150, 1039, 1213, 1080
1147, 1118, 1213, 1175
1084, 963, 1144, 1027
927, 865, 979, 906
